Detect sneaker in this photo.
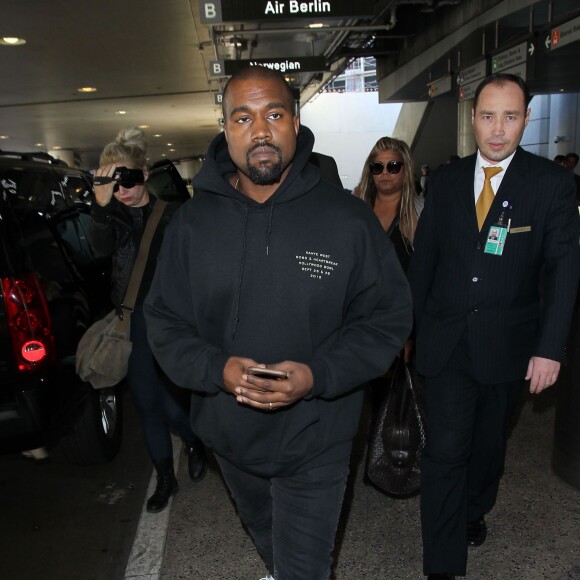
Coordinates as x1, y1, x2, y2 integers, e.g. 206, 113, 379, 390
21, 447, 50, 462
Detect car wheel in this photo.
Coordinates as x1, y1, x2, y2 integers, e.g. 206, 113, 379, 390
60, 385, 123, 465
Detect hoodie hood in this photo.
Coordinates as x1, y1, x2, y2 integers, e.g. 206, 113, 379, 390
192, 124, 319, 206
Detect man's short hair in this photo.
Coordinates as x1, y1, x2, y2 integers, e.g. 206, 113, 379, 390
473, 73, 532, 110
221, 66, 296, 119
566, 152, 579, 164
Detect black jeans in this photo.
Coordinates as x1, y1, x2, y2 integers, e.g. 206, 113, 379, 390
216, 454, 350, 580
127, 306, 195, 465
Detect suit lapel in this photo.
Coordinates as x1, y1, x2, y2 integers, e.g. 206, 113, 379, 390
454, 155, 479, 232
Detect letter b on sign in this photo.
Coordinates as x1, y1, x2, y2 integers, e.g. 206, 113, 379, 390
209, 60, 227, 78
200, 0, 222, 23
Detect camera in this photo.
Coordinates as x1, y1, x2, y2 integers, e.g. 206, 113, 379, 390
112, 166, 145, 184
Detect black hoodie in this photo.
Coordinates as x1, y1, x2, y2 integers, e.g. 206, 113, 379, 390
145, 126, 412, 476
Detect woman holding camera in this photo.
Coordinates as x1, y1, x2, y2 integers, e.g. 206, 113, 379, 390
90, 127, 206, 513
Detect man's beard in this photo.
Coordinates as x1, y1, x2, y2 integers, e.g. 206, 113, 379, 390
246, 143, 284, 185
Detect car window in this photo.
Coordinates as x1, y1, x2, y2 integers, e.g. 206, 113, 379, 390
0, 166, 68, 214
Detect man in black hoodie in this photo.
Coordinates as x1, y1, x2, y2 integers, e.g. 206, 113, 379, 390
145, 66, 412, 580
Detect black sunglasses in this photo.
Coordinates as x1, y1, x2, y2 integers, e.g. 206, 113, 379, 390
113, 181, 140, 192
369, 161, 404, 175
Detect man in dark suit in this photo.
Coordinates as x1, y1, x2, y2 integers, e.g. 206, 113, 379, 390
408, 74, 580, 579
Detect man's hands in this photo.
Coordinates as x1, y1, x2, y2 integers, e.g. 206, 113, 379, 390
93, 163, 117, 207
223, 357, 314, 412
526, 356, 561, 394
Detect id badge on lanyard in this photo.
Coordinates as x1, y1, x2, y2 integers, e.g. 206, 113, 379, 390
484, 203, 511, 256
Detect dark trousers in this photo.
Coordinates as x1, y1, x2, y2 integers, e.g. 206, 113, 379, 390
215, 454, 350, 580
127, 306, 195, 465
421, 337, 524, 575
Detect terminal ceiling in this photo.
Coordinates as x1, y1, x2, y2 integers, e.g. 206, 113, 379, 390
0, 0, 578, 168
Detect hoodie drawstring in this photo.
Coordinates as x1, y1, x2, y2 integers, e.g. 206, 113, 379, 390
232, 204, 249, 340
265, 202, 275, 256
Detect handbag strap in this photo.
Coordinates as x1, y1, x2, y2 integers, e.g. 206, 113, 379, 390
117, 198, 167, 329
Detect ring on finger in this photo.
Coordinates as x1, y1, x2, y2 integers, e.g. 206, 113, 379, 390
269, 402, 273, 411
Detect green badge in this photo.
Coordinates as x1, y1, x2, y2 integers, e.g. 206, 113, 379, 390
484, 225, 508, 255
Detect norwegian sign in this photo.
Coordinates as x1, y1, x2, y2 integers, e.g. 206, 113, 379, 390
546, 15, 580, 51
209, 57, 327, 78
457, 60, 486, 102
199, 0, 375, 23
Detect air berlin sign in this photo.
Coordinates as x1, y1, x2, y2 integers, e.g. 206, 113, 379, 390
199, 0, 374, 23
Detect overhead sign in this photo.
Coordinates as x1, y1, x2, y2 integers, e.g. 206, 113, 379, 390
498, 62, 527, 81
214, 93, 223, 106
456, 60, 486, 87
458, 81, 478, 102
545, 15, 580, 51
457, 60, 486, 102
491, 41, 529, 74
209, 57, 327, 77
199, 0, 375, 23
427, 75, 452, 98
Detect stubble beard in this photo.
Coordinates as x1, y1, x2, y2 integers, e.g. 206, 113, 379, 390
246, 143, 284, 185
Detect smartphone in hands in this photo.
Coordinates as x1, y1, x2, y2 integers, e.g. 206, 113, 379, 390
247, 367, 288, 380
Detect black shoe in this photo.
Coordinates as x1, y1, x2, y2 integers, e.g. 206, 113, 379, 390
184, 438, 207, 483
427, 575, 455, 579
467, 517, 487, 547
146, 458, 178, 513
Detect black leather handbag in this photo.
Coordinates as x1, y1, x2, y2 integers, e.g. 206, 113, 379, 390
366, 356, 428, 496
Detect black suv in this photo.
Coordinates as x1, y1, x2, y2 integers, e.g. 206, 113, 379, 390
0, 151, 121, 464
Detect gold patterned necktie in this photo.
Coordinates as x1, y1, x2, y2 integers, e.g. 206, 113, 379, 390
476, 166, 503, 231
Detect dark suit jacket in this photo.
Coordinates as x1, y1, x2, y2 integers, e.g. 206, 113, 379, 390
408, 147, 580, 384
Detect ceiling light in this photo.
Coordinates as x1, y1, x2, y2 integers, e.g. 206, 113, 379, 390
154, 134, 162, 137
0, 37, 26, 46
35, 143, 43, 147
77, 86, 97, 93
169, 148, 176, 152
167, 143, 173, 146
51, 146, 62, 150
0, 135, 9, 140
308, 23, 325, 29
138, 124, 149, 129
116, 110, 127, 115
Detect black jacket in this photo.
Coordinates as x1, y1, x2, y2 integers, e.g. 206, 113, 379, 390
90, 194, 178, 309
145, 125, 412, 476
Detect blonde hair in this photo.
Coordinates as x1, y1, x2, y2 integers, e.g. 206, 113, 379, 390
99, 127, 148, 168
357, 136, 418, 245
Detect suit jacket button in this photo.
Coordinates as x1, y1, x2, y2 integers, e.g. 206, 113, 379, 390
472, 277, 479, 282
469, 308, 479, 314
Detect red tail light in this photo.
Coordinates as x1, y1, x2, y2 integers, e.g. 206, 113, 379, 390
2, 273, 56, 371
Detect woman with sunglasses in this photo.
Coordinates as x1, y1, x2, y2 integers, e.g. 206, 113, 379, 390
90, 127, 207, 513
357, 137, 423, 271
357, 137, 423, 370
